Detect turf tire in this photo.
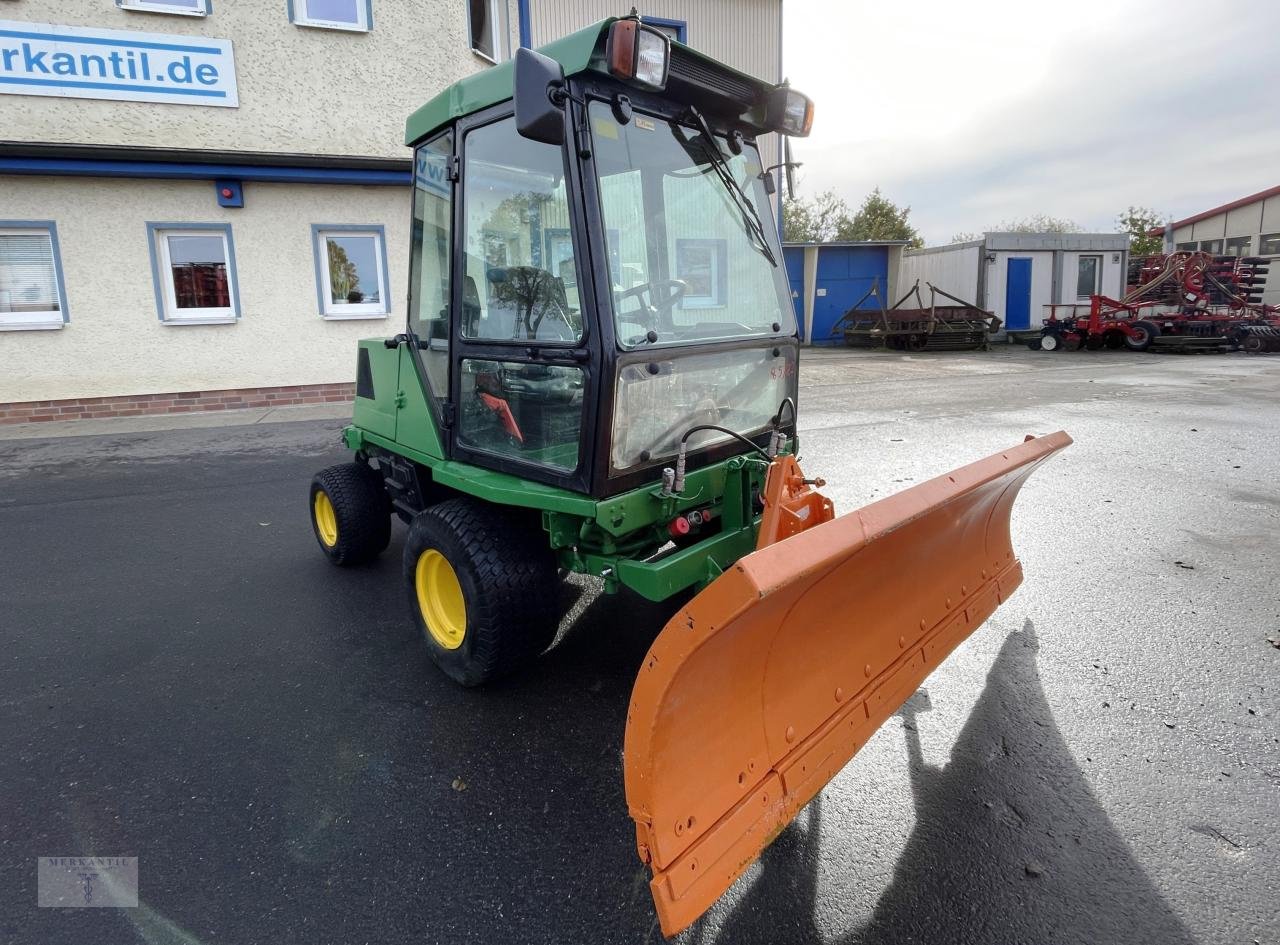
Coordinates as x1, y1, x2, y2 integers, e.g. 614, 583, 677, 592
310, 462, 392, 565
404, 498, 560, 687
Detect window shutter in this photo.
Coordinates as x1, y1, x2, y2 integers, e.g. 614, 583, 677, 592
0, 233, 59, 312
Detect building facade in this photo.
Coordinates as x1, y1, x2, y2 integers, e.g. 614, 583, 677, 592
901, 233, 1129, 334
0, 0, 781, 422
1161, 185, 1280, 306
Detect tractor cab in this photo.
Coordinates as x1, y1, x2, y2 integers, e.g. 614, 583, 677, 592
403, 16, 812, 497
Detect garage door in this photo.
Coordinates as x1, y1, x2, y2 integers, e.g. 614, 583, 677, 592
811, 246, 888, 345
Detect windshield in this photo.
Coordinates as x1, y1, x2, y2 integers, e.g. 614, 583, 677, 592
589, 102, 795, 348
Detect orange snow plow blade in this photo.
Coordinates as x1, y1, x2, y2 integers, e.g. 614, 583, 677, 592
623, 431, 1071, 936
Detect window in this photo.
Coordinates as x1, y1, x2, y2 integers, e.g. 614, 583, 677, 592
1076, 255, 1101, 299
409, 133, 454, 401
458, 359, 585, 470
468, 0, 502, 62
289, 0, 371, 32
0, 222, 67, 331
645, 17, 687, 43
1198, 239, 1222, 254
590, 102, 794, 349
1175, 242, 1197, 251
1224, 236, 1252, 257
117, 0, 210, 15
460, 117, 583, 343
147, 223, 239, 324
1258, 233, 1280, 255
312, 226, 390, 318
674, 239, 727, 307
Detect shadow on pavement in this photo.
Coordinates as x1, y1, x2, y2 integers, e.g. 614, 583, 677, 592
698, 621, 1198, 945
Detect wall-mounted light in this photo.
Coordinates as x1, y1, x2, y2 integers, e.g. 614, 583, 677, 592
985, 252, 997, 262
1112, 253, 1120, 263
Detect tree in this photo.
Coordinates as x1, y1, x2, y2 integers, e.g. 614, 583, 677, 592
1116, 206, 1167, 256
949, 231, 981, 243
783, 189, 852, 243
327, 243, 360, 301
995, 214, 1083, 234
836, 188, 924, 247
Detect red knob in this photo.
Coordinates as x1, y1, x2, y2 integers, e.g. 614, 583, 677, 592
668, 516, 691, 537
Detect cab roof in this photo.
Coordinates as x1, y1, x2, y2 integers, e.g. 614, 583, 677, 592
404, 18, 778, 146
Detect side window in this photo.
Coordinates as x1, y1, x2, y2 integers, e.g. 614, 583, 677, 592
458, 359, 584, 471
460, 117, 583, 344
408, 132, 454, 401
468, 0, 502, 62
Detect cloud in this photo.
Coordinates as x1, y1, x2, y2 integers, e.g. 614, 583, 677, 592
785, 0, 1280, 243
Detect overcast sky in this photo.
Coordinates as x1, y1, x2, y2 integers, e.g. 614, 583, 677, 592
782, 0, 1280, 244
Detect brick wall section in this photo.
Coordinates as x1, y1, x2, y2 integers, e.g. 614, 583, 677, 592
0, 383, 355, 425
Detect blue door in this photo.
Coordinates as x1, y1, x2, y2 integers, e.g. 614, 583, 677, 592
811, 246, 888, 345
1004, 257, 1032, 330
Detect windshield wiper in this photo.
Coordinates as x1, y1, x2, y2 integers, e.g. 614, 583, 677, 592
674, 108, 778, 267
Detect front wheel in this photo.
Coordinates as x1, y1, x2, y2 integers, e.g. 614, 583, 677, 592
403, 498, 560, 687
1039, 332, 1061, 352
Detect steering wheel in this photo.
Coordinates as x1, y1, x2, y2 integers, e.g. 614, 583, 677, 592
617, 280, 688, 330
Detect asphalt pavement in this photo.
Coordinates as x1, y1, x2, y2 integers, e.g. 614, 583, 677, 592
1, 346, 1276, 945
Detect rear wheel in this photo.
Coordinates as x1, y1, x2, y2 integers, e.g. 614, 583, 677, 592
1242, 334, 1265, 353
1124, 321, 1160, 351
404, 498, 560, 687
310, 462, 392, 565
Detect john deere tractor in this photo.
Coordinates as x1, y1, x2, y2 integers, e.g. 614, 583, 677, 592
308, 16, 1070, 936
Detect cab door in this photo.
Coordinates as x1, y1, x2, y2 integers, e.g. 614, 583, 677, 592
447, 108, 597, 493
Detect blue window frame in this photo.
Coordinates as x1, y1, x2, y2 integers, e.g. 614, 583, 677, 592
0, 220, 69, 331
644, 17, 687, 44
311, 224, 391, 318
287, 0, 372, 32
146, 222, 240, 324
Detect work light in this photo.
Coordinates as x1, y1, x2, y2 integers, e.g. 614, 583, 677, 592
606, 19, 671, 91
766, 86, 814, 137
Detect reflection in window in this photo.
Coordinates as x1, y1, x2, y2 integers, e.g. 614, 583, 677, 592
409, 133, 453, 401
290, 0, 370, 31
149, 225, 238, 323
1076, 255, 1100, 298
1199, 239, 1222, 254
459, 359, 584, 471
468, 0, 501, 60
1261, 234, 1280, 255
1224, 236, 1252, 257
461, 117, 583, 343
675, 238, 727, 307
315, 228, 388, 317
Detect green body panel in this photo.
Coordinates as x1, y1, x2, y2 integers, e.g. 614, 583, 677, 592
403, 18, 778, 147
351, 340, 401, 440
392, 345, 445, 459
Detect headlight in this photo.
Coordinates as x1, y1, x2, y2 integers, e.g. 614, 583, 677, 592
766, 86, 814, 137
606, 19, 671, 91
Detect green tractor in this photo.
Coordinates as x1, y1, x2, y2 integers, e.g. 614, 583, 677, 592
308, 15, 1070, 936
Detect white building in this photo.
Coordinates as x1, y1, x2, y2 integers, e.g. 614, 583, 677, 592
0, 0, 781, 424
1161, 185, 1280, 306
900, 232, 1130, 334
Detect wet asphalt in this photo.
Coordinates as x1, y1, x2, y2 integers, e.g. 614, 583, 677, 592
0, 346, 1276, 945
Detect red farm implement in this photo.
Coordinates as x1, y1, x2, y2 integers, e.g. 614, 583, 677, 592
1029, 251, 1280, 353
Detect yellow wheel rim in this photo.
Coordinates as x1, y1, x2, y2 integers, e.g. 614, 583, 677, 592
314, 490, 338, 547
415, 549, 467, 650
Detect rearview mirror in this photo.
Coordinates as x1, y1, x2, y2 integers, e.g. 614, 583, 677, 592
514, 47, 566, 146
